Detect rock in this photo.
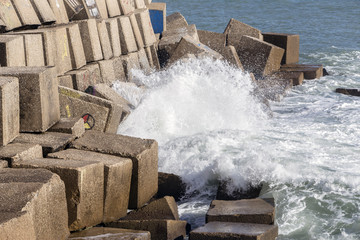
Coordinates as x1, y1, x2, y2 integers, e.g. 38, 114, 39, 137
48, 149, 133, 223
105, 0, 121, 17
198, 30, 226, 53
270, 71, 304, 86
68, 227, 150, 239
125, 196, 179, 220
106, 219, 187, 240
66, 23, 87, 70
190, 222, 278, 240
129, 13, 145, 50
156, 172, 186, 201
48, 118, 85, 138
97, 19, 113, 60
148, 2, 167, 34
0, 143, 43, 167
336, 88, 360, 97
117, 15, 138, 54
166, 12, 188, 31
29, 0, 56, 24
323, 68, 329, 76
134, 9, 157, 47
0, 0, 22, 31
71, 130, 158, 209
13, 158, 104, 231
0, 77, 19, 146
0, 66, 60, 133
263, 32, 300, 65
11, 0, 41, 26
216, 181, 262, 200
105, 18, 122, 57
0, 168, 69, 239
280, 64, 323, 79
0, 35, 25, 67
48, 0, 69, 24
0, 160, 8, 168
218, 45, 244, 70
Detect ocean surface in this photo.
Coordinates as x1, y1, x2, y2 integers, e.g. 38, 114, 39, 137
115, 0, 360, 239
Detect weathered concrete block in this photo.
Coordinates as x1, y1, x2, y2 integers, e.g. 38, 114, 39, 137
117, 15, 138, 54
81, 62, 102, 84
54, 26, 73, 75
129, 13, 145, 50
77, 19, 103, 62
263, 32, 299, 64
48, 118, 85, 138
106, 220, 186, 240
71, 0, 101, 20
271, 71, 304, 86
0, 160, 7, 168
69, 227, 150, 239
138, 48, 152, 74
0, 168, 69, 240
190, 222, 278, 240
113, 57, 127, 81
11, 0, 41, 26
105, 0, 121, 17
118, 0, 135, 15
48, 0, 69, 24
156, 172, 186, 202
0, 35, 25, 67
22, 33, 45, 66
143, 0, 151, 4
120, 52, 141, 81
206, 199, 275, 224
71, 130, 158, 209
13, 159, 104, 231
48, 149, 133, 222
29, 0, 56, 24
98, 59, 117, 85
236, 35, 284, 77
144, 46, 154, 68
97, 19, 113, 60
218, 45, 244, 70
66, 23, 87, 69
58, 74, 74, 88
149, 44, 160, 69
134, 0, 145, 8
254, 77, 293, 102
0, 0, 21, 31
224, 18, 263, 50
166, 12, 187, 31
198, 30, 226, 52
0, 67, 60, 132
64, 0, 84, 20
67, 64, 100, 92
105, 18, 122, 57
0, 77, 19, 146
13, 132, 76, 156
0, 143, 42, 167
148, 2, 166, 34
134, 9, 157, 47
280, 64, 323, 80
95, 0, 108, 19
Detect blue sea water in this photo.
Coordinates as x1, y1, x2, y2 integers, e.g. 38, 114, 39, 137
116, 0, 360, 239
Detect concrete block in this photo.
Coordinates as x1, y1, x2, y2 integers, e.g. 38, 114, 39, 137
113, 57, 127, 81
29, 0, 57, 24
149, 44, 160, 69
166, 12, 187, 31
224, 18, 263, 50
76, 19, 103, 62
161, 24, 199, 42
263, 32, 299, 64
106, 219, 186, 240
95, 0, 108, 19
71, 130, 158, 209
105, 18, 122, 57
54, 26, 73, 75
134, 9, 157, 47
336, 88, 360, 97
206, 199, 275, 224
13, 132, 76, 156
118, 0, 135, 15
105, 0, 121, 17
271, 71, 304, 86
71, 0, 101, 20
22, 33, 45, 66
48, 118, 85, 138
0, 77, 19, 146
134, 0, 145, 9
148, 2, 166, 34
67, 63, 101, 92
69, 227, 150, 239
138, 48, 152, 74
48, 149, 133, 222
117, 15, 138, 54
198, 30, 226, 53
97, 19, 113, 60
144, 46, 154, 68
216, 181, 262, 201
156, 172, 186, 202
0, 35, 25, 67
280, 64, 323, 80
11, 0, 41, 26
13, 158, 104, 231
0, 168, 69, 239
143, 0, 151, 4
48, 0, 69, 24
254, 77, 293, 102
58, 74, 74, 88
66, 23, 87, 69
98, 59, 117, 85
0, 160, 7, 168
236, 35, 284, 77
190, 222, 278, 240
0, 143, 42, 167
129, 13, 145, 49
82, 62, 102, 83
0, 67, 60, 132
0, 0, 21, 31
64, 0, 84, 19
218, 45, 244, 70
120, 52, 141, 81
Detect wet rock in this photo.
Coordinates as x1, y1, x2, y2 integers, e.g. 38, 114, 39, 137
197, 30, 226, 53
156, 172, 187, 201
335, 88, 360, 97
270, 71, 304, 86
216, 181, 262, 200
218, 45, 244, 70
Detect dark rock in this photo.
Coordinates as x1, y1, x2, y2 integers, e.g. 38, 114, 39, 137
336, 88, 360, 97
156, 172, 187, 201
216, 181, 262, 200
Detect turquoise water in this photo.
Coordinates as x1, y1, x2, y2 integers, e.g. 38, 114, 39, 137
117, 1, 360, 239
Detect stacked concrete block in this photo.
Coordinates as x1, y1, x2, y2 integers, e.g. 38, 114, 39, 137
134, 0, 146, 9
11, 0, 41, 26
280, 64, 323, 80
120, 52, 141, 81
0, 67, 60, 133
71, 0, 101, 20
218, 45, 244, 70
48, 149, 133, 222
58, 75, 74, 88
0, 0, 22, 31
71, 130, 158, 209
134, 9, 157, 47
67, 69, 94, 91
69, 227, 150, 239
149, 44, 160, 69
198, 30, 226, 53
54, 26, 73, 75
66, 23, 87, 69
0, 143, 42, 167
113, 57, 127, 81
138, 48, 152, 74
48, 0, 69, 24
118, 0, 135, 15
105, 0, 121, 17
13, 158, 105, 231
0, 35, 25, 67
64, 0, 84, 20
22, 33, 45, 66
236, 35, 284, 77
263, 33, 300, 64
129, 13, 145, 50
81, 63, 102, 84
271, 71, 304, 86
77, 19, 103, 62
0, 77, 19, 146
97, 59, 117, 85
148, 2, 166, 34
117, 15, 138, 54
166, 12, 188, 30
95, 0, 109, 19
97, 20, 113, 60
105, 18, 122, 57
48, 118, 85, 138
29, 0, 57, 24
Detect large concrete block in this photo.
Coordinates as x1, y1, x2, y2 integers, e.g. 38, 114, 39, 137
11, 0, 41, 26
271, 71, 304, 86
69, 227, 150, 239
81, 62, 103, 84
166, 12, 187, 31
47, 0, 69, 24
76, 19, 103, 62
236, 35, 284, 77
149, 44, 160, 69
0, 35, 25, 67
71, 130, 158, 209
156, 172, 186, 202
0, 143, 42, 167
117, 15, 138, 54
224, 18, 263, 50
280, 64, 323, 80
58, 74, 74, 88
29, 0, 57, 24
64, 0, 84, 19
190, 222, 278, 240
0, 67, 60, 132
206, 199, 275, 224
118, 0, 135, 15
22, 33, 45, 66
48, 149, 133, 222
97, 19, 113, 60
98, 59, 117, 85
255, 77, 293, 102
105, 18, 122, 57
95, 0, 108, 19
105, 0, 121, 17
129, 13, 145, 49
0, 77, 19, 146
218, 45, 244, 70
148, 2, 166, 34
67, 63, 101, 92
134, 9, 157, 47
138, 48, 152, 74
48, 118, 85, 138
134, 0, 145, 9
144, 46, 154, 68
120, 52, 141, 81
66, 23, 87, 69
0, 168, 69, 239
0, 0, 21, 31
113, 57, 127, 81
54, 26, 73, 75
13, 158, 104, 231
71, 0, 101, 20
263, 32, 299, 64
198, 29, 226, 53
